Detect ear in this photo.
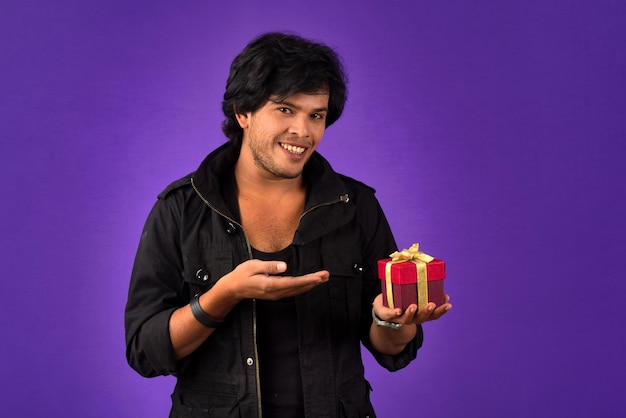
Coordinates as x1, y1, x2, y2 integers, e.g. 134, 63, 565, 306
235, 112, 249, 129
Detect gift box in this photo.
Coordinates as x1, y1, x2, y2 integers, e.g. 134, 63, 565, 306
377, 243, 446, 311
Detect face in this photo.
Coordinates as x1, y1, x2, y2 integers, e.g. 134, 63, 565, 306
236, 92, 330, 180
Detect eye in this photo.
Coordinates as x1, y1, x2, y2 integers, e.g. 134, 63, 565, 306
311, 113, 326, 120
278, 107, 292, 114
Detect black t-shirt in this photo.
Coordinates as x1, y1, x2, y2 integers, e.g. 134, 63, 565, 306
253, 246, 305, 418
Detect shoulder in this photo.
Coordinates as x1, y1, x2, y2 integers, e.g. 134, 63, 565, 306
157, 172, 194, 200
337, 173, 376, 194
308, 152, 376, 195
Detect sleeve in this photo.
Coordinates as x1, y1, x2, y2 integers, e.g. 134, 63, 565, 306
124, 193, 186, 377
356, 188, 424, 372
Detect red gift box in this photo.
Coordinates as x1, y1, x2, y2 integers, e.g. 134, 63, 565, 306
377, 244, 446, 311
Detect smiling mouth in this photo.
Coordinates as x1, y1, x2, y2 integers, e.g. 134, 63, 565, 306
280, 143, 306, 155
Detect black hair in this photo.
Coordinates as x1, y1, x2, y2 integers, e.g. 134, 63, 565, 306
221, 32, 348, 146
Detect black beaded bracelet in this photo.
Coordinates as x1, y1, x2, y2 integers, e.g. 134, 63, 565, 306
190, 294, 225, 328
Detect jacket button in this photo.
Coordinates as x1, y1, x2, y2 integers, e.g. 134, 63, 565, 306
226, 222, 237, 234
246, 357, 254, 366
352, 263, 363, 275
196, 269, 209, 281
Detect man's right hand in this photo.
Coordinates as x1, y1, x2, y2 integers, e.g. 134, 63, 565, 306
220, 259, 330, 302
170, 259, 329, 360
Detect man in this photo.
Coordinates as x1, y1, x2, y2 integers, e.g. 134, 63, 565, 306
125, 32, 451, 417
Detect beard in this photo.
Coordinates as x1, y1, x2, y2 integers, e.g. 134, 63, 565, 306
247, 134, 307, 180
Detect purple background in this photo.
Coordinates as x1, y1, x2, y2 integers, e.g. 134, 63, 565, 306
2, 1, 625, 416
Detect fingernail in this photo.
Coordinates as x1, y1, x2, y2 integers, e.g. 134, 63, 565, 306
277, 262, 286, 271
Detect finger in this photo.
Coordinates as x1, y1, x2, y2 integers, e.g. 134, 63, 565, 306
244, 259, 287, 276
294, 271, 330, 287
426, 303, 437, 318
261, 272, 329, 299
411, 303, 436, 323
303, 270, 330, 282
373, 295, 407, 320
399, 305, 418, 322
426, 303, 452, 321
266, 261, 287, 275
270, 270, 330, 289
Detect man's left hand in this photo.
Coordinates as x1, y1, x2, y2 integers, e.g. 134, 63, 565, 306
372, 293, 452, 325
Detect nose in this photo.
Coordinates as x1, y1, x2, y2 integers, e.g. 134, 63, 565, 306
288, 114, 310, 138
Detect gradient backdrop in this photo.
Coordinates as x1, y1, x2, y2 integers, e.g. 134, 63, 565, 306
2, 1, 625, 417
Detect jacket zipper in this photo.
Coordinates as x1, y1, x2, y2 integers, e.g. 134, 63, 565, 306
298, 193, 350, 223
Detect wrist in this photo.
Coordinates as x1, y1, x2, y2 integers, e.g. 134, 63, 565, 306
371, 307, 403, 330
214, 272, 244, 304
190, 293, 225, 328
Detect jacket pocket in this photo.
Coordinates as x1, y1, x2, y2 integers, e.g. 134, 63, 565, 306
182, 248, 234, 297
338, 396, 376, 418
322, 251, 364, 327
170, 393, 237, 417
170, 377, 241, 418
337, 378, 376, 418
181, 248, 238, 338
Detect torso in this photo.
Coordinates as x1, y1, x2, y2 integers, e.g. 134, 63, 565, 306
253, 246, 304, 416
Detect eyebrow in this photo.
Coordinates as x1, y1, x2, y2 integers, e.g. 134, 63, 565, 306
270, 99, 328, 113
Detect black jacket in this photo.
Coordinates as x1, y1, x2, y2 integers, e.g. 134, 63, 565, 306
125, 143, 422, 417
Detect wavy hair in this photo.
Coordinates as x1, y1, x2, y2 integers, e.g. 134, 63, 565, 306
221, 32, 348, 146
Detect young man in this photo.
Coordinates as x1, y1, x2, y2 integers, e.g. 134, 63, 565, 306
125, 32, 451, 418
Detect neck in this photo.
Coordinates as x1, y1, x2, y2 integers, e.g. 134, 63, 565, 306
234, 160, 305, 198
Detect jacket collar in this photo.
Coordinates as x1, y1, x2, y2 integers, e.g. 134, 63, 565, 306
191, 142, 354, 243
190, 142, 240, 220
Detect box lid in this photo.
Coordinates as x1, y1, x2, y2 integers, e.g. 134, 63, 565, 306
377, 258, 446, 285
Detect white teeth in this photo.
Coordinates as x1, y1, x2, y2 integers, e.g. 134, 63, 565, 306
281, 143, 305, 155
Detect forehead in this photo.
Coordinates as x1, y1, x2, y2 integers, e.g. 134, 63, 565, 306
268, 92, 329, 109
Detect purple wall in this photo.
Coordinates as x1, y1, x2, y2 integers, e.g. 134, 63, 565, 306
2, 1, 624, 416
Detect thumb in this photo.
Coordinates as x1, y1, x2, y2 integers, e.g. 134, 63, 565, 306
265, 261, 287, 275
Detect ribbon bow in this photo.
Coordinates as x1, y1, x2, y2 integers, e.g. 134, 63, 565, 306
385, 243, 432, 310
390, 243, 434, 263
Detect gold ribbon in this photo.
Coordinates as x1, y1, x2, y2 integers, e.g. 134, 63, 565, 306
385, 243, 434, 309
